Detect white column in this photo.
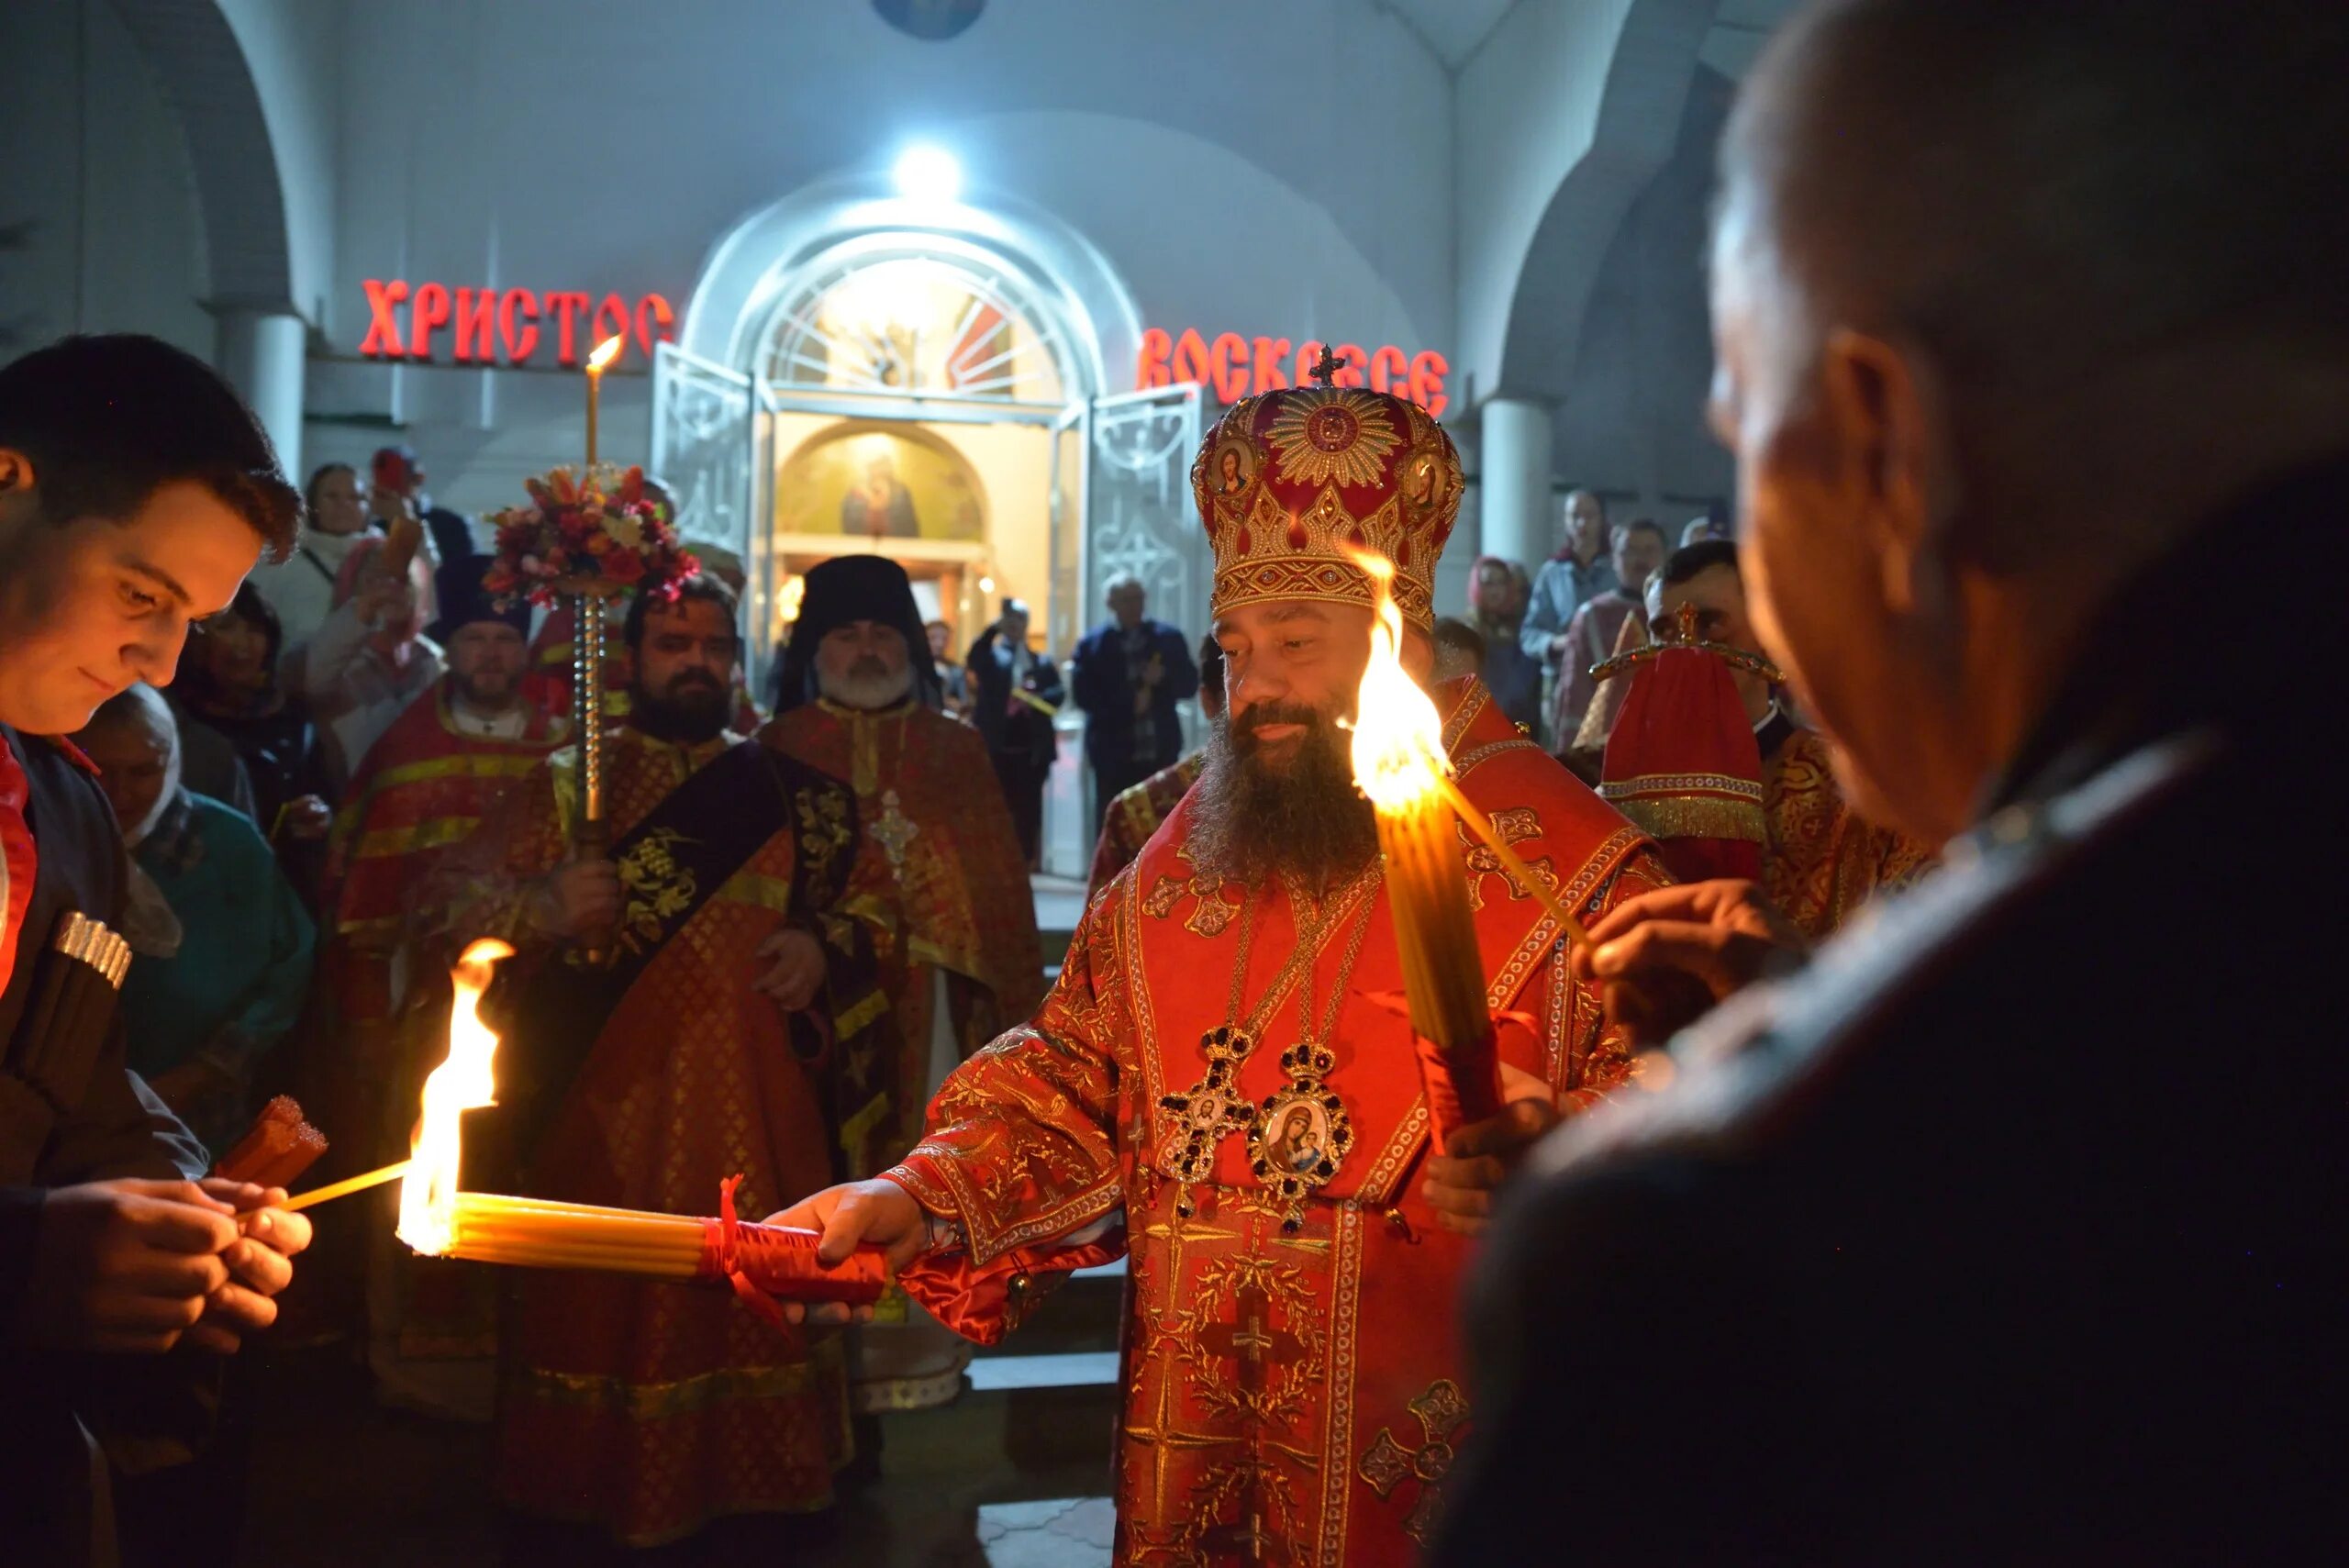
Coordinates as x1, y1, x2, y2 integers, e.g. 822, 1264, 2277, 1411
1477, 395, 1556, 571
213, 306, 308, 484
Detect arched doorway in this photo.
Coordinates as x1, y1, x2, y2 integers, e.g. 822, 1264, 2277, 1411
746, 233, 1088, 673
653, 196, 1204, 875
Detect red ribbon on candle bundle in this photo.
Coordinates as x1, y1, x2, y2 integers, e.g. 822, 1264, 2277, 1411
1367, 995, 1545, 1145
698, 1175, 892, 1326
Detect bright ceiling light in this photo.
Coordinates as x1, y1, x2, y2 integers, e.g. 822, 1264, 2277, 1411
894, 144, 962, 205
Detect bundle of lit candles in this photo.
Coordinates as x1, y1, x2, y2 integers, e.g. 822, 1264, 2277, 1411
1345, 549, 1594, 1138
269, 938, 886, 1311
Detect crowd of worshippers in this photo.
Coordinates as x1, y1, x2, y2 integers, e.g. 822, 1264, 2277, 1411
80, 446, 1837, 1207
62, 444, 1117, 1182
8, 329, 1945, 1568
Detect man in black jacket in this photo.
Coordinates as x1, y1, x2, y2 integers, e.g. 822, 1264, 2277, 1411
0, 335, 315, 1562
967, 598, 1064, 867
1069, 573, 1198, 838
1430, 3, 2349, 1562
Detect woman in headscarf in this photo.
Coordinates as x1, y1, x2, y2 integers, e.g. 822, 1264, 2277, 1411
72, 685, 316, 1151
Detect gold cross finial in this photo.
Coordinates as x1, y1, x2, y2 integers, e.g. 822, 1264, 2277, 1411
1308, 342, 1340, 386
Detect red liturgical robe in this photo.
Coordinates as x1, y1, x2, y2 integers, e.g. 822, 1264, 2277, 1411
1086, 751, 1205, 904
886, 680, 1672, 1565
464, 728, 887, 1545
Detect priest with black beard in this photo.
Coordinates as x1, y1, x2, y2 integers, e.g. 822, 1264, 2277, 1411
451, 572, 897, 1548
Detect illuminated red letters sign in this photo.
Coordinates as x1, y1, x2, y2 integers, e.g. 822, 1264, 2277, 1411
358, 279, 677, 367
1135, 328, 1449, 418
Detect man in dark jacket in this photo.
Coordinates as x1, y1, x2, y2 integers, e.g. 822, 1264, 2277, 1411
1430, 3, 2349, 1562
0, 335, 316, 1562
1069, 573, 1198, 838
966, 599, 1064, 867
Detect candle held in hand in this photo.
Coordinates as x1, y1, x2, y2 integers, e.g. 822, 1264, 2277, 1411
1344, 550, 1502, 1134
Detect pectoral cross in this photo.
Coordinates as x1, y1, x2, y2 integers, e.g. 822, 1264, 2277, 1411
868, 787, 918, 875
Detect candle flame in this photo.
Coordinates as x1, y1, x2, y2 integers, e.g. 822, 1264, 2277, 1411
586, 333, 625, 373
395, 938, 513, 1256
1343, 547, 1452, 810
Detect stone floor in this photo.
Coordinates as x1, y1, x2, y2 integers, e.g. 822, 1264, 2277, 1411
228, 1339, 1116, 1567
972, 1498, 1117, 1568
1032, 873, 1089, 955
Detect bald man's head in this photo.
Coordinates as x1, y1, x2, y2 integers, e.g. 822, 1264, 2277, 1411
1720, 0, 2349, 399
1707, 0, 2349, 845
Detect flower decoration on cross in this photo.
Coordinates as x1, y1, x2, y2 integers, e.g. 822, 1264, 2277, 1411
483, 463, 699, 608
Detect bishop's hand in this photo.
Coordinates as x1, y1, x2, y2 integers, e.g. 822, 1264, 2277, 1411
1421, 1063, 1558, 1237
1568, 880, 1808, 1049
763, 1178, 930, 1326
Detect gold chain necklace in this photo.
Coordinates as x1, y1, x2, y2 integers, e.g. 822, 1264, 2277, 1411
1156, 862, 1378, 1215
1249, 894, 1374, 1231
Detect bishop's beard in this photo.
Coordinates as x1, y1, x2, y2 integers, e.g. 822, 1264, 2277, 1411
1186, 703, 1379, 888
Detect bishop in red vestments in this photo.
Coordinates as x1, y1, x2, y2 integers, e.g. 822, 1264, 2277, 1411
777, 380, 1671, 1564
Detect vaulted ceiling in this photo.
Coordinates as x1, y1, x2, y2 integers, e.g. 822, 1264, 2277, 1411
1377, 0, 1799, 77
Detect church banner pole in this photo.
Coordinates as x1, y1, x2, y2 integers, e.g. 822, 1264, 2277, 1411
573, 585, 611, 962
572, 334, 625, 965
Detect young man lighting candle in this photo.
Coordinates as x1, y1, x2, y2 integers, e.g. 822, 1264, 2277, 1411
0, 334, 313, 1562
774, 368, 1673, 1566
451, 573, 897, 1551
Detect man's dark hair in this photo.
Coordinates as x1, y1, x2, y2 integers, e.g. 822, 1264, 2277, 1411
1619, 517, 1666, 546
1433, 617, 1487, 663
0, 333, 300, 562
1727, 0, 2349, 397
1660, 539, 1740, 590
1198, 633, 1225, 689
621, 573, 740, 653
